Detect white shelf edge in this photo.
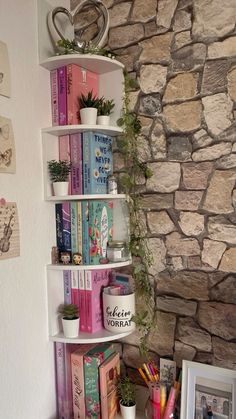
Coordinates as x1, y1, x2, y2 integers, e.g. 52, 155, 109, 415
47, 259, 132, 271
39, 54, 124, 73
46, 194, 127, 201
42, 124, 123, 136
49, 328, 134, 344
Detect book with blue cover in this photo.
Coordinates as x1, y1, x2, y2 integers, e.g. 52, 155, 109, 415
82, 132, 113, 194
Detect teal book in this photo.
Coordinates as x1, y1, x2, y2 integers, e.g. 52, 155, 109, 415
82, 132, 113, 194
88, 200, 113, 265
84, 343, 115, 418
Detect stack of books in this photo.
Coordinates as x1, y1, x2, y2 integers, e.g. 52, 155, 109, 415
50, 64, 99, 126
55, 342, 120, 419
55, 200, 113, 264
58, 131, 113, 196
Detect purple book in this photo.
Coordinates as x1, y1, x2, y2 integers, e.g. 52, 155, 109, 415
63, 271, 71, 304
55, 342, 66, 419
70, 133, 83, 195
62, 202, 71, 252
50, 69, 59, 126
58, 66, 67, 126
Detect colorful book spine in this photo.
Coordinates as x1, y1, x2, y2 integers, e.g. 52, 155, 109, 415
85, 269, 111, 333
82, 132, 113, 194
63, 271, 71, 304
77, 202, 83, 256
55, 343, 66, 419
50, 69, 59, 126
58, 135, 71, 195
71, 201, 78, 255
81, 201, 89, 265
71, 271, 79, 308
89, 200, 113, 265
70, 133, 83, 195
71, 344, 96, 419
58, 66, 67, 125
84, 344, 115, 418
78, 271, 86, 332
67, 64, 99, 125
55, 203, 63, 251
62, 202, 71, 252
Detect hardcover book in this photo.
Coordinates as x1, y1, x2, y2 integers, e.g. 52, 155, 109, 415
67, 64, 98, 125
88, 200, 113, 265
63, 270, 71, 304
71, 201, 78, 255
71, 344, 96, 419
55, 203, 71, 252
70, 133, 83, 195
58, 135, 71, 195
58, 66, 67, 125
84, 343, 115, 418
82, 132, 113, 194
50, 69, 59, 125
99, 353, 120, 419
85, 269, 111, 333
78, 270, 86, 332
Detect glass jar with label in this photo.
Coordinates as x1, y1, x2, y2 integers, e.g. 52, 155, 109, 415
106, 240, 130, 262
107, 175, 118, 194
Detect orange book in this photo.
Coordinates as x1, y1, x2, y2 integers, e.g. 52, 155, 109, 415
99, 353, 120, 419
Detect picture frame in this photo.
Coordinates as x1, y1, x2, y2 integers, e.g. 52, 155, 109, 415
181, 360, 236, 419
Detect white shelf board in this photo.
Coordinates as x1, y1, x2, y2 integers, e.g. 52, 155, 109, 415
42, 124, 123, 137
47, 259, 132, 271
49, 328, 134, 344
46, 194, 127, 202
40, 54, 124, 73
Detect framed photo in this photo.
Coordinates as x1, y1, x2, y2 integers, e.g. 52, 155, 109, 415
181, 360, 236, 419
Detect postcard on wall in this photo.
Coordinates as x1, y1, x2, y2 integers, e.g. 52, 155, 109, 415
0, 115, 16, 173
0, 200, 20, 260
0, 40, 11, 98
160, 358, 176, 387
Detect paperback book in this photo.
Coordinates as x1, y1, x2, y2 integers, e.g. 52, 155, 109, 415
99, 352, 120, 419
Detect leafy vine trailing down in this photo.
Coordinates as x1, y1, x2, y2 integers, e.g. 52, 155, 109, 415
117, 71, 155, 357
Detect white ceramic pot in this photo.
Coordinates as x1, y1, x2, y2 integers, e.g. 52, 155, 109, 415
97, 115, 110, 126
120, 402, 136, 419
103, 293, 135, 333
62, 317, 80, 338
53, 181, 69, 196
80, 107, 98, 125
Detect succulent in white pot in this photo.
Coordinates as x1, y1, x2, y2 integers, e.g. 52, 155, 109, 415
48, 159, 71, 196
118, 377, 136, 419
58, 303, 80, 338
97, 98, 115, 125
78, 90, 100, 125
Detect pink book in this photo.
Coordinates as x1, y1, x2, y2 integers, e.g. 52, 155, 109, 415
71, 344, 96, 419
50, 69, 59, 126
78, 271, 86, 332
58, 135, 72, 195
85, 269, 111, 333
67, 64, 99, 125
58, 66, 67, 125
70, 133, 83, 195
55, 343, 66, 419
71, 271, 79, 308
99, 352, 120, 419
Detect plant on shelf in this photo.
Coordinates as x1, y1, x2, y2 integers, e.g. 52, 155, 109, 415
78, 90, 101, 125
117, 70, 155, 357
56, 39, 116, 59
118, 376, 136, 419
48, 159, 71, 196
97, 98, 115, 126
58, 303, 80, 338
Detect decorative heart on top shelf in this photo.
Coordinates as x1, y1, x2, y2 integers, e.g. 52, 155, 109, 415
47, 0, 109, 54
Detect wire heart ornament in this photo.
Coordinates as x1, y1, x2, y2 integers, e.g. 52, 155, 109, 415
47, 0, 109, 54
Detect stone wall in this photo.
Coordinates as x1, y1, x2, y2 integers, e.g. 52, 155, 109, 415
72, 0, 236, 376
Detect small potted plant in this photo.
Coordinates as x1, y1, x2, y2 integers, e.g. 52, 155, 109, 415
97, 98, 115, 125
78, 90, 100, 125
48, 159, 71, 196
58, 303, 80, 338
118, 376, 136, 419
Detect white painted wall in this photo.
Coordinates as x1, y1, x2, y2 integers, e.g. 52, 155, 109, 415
0, 1, 56, 418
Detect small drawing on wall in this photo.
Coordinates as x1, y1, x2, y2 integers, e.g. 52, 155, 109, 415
0, 115, 16, 173
0, 40, 11, 98
0, 200, 20, 260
